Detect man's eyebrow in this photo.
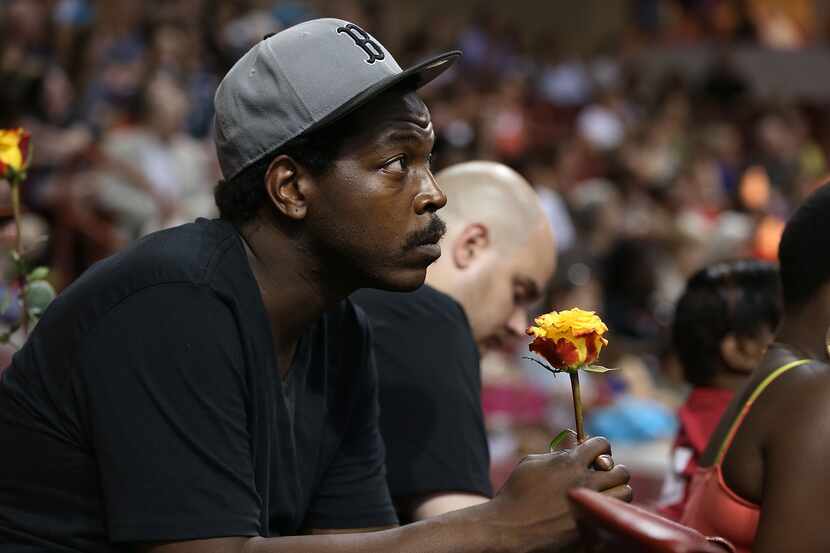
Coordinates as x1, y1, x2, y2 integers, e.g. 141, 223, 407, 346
362, 127, 433, 153
386, 125, 433, 142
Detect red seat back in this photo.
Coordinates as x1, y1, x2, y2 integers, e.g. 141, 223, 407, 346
568, 488, 735, 553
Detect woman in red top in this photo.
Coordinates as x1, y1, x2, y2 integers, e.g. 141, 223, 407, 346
658, 260, 780, 520
683, 184, 830, 553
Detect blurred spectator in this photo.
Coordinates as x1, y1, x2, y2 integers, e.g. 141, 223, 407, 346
602, 238, 662, 342
657, 259, 781, 520
94, 75, 215, 239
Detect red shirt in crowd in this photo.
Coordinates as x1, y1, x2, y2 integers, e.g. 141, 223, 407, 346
658, 387, 734, 520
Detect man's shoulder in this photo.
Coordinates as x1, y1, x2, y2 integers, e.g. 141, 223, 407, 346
351, 285, 468, 329
87, 218, 235, 284
45, 219, 243, 332
351, 285, 477, 372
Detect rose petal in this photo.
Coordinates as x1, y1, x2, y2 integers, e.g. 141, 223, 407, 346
19, 131, 31, 167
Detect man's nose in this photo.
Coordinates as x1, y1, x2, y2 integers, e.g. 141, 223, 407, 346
506, 308, 529, 338
414, 170, 447, 214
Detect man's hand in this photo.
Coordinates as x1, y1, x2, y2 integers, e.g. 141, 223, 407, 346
137, 436, 629, 553
482, 436, 631, 553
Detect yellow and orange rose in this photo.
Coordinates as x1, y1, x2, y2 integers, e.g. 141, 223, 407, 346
0, 128, 32, 180
526, 308, 609, 370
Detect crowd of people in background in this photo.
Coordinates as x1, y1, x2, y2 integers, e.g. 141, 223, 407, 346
2, 0, 830, 505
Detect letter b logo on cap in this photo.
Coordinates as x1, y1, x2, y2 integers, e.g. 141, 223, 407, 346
337, 23, 385, 64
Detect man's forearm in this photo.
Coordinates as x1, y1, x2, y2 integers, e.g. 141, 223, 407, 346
407, 492, 490, 521
246, 504, 506, 553
141, 439, 632, 553
143, 504, 509, 553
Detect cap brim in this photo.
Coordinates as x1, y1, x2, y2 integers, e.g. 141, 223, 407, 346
307, 50, 461, 135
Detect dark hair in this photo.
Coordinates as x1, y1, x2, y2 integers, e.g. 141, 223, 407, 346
778, 184, 830, 309
672, 259, 781, 386
213, 119, 351, 225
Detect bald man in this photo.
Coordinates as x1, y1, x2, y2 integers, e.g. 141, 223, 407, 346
352, 161, 557, 522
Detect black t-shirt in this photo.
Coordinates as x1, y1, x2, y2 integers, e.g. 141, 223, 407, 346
0, 218, 396, 552
351, 285, 492, 509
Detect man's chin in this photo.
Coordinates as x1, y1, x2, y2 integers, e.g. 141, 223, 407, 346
366, 267, 429, 293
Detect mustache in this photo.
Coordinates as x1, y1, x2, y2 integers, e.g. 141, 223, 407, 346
404, 215, 447, 250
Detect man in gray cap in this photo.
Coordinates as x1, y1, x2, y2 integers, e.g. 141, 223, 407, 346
0, 19, 629, 553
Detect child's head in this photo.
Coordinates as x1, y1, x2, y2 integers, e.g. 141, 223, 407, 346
672, 260, 781, 387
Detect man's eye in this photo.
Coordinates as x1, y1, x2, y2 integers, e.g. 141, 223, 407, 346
515, 285, 535, 306
513, 288, 525, 305
384, 157, 407, 173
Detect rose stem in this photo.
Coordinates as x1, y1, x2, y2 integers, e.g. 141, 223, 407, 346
11, 178, 28, 335
570, 370, 585, 444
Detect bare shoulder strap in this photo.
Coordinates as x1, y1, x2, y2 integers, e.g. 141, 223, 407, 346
715, 359, 811, 465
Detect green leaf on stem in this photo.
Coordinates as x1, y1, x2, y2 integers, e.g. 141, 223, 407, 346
25, 280, 56, 314
8, 251, 26, 276
582, 365, 619, 374
26, 266, 49, 282
548, 429, 573, 452
0, 321, 20, 344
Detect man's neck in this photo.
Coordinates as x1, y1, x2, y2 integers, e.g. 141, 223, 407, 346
425, 262, 468, 311
426, 271, 485, 352
238, 219, 354, 374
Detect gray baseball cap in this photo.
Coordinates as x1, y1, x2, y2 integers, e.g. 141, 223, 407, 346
214, 18, 461, 181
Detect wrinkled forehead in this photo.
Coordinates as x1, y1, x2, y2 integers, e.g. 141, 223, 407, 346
340, 90, 433, 149
364, 90, 430, 125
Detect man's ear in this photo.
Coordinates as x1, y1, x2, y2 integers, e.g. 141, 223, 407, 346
264, 155, 312, 220
452, 223, 490, 269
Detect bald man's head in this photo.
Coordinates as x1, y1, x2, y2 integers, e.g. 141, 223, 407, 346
435, 161, 548, 250
427, 161, 557, 351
